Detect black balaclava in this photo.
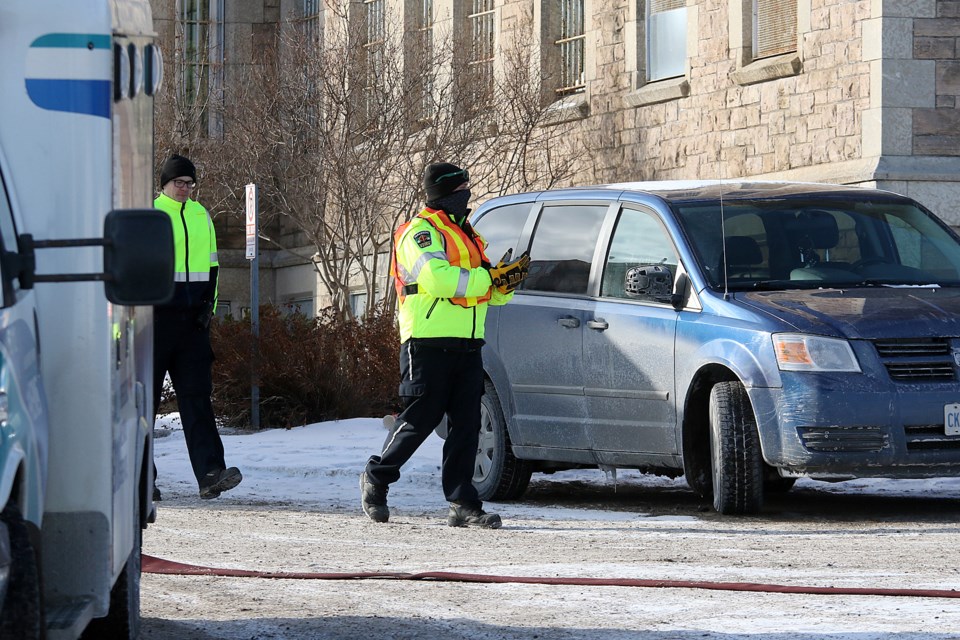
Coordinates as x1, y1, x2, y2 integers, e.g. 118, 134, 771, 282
431, 189, 472, 225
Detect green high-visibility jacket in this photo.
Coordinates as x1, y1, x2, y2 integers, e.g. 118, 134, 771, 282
154, 193, 219, 310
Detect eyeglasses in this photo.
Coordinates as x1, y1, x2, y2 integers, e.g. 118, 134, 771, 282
172, 179, 196, 189
433, 169, 468, 184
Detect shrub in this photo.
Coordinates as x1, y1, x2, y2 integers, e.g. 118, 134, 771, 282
210, 303, 400, 429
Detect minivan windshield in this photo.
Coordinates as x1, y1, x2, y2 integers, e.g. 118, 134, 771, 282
673, 198, 960, 291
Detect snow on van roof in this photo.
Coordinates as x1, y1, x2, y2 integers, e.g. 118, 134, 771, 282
600, 179, 837, 192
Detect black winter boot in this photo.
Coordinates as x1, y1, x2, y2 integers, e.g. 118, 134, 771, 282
360, 472, 389, 523
199, 467, 243, 499
447, 502, 502, 529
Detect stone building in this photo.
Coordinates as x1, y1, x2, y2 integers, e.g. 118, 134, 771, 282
150, 0, 960, 317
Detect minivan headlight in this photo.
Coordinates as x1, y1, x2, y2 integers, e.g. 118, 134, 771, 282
772, 334, 861, 372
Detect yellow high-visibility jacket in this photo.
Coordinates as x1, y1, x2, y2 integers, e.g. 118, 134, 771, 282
154, 193, 219, 309
391, 207, 512, 342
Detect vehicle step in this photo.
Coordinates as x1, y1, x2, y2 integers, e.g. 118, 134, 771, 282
45, 597, 95, 640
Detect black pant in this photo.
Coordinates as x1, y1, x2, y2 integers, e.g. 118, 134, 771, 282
153, 308, 225, 485
366, 339, 484, 504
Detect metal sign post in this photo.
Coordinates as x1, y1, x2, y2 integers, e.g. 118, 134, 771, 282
245, 183, 260, 429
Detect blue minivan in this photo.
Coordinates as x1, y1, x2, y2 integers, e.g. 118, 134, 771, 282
470, 181, 960, 514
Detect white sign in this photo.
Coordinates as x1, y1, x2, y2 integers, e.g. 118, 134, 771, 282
245, 183, 257, 260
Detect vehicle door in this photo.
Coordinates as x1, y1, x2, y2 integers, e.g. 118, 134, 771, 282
495, 201, 610, 451
0, 162, 46, 527
583, 204, 680, 455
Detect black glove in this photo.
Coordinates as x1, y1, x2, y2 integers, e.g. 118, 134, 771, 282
196, 301, 214, 331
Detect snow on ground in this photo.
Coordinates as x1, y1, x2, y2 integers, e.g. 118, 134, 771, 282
153, 414, 960, 512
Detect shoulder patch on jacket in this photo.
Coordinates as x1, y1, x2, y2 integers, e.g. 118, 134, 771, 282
413, 230, 433, 248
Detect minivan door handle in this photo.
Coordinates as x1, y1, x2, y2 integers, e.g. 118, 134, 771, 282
557, 316, 580, 328
586, 318, 608, 331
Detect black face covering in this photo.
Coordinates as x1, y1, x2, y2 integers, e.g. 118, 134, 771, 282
430, 189, 472, 224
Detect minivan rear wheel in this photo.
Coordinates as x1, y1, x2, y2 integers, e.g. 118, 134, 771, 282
474, 379, 532, 501
708, 381, 764, 515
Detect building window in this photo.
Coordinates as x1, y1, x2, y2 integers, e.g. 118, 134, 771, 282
417, 0, 434, 121
556, 0, 585, 96
178, 0, 223, 133
753, 0, 797, 60
728, 0, 803, 86
363, 0, 385, 126
468, 0, 495, 104
282, 297, 314, 317
349, 291, 368, 319
647, 0, 686, 82
179, 0, 209, 108
300, 0, 322, 45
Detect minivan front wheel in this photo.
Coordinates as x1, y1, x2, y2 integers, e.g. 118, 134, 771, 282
708, 381, 764, 515
473, 379, 532, 501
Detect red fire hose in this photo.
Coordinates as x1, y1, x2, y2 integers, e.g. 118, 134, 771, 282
142, 555, 960, 599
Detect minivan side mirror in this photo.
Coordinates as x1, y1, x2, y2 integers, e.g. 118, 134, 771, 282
624, 264, 674, 304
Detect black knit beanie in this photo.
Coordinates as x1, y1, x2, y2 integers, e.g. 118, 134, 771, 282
159, 154, 197, 188
423, 162, 468, 202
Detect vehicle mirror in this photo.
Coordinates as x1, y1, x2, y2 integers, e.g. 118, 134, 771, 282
671, 272, 689, 310
103, 209, 173, 306
625, 264, 674, 303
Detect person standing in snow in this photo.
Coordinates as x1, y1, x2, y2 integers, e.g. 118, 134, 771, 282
153, 154, 242, 500
360, 162, 529, 528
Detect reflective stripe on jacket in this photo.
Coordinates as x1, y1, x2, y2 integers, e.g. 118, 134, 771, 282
391, 207, 512, 342
154, 193, 219, 309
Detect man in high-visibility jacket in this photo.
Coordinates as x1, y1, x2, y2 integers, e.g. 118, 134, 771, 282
361, 162, 528, 528
153, 154, 242, 500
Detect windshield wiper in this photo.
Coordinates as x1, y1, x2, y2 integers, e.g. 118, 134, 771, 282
852, 279, 941, 288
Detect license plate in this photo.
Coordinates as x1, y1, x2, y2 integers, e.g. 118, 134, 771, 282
946, 403, 960, 436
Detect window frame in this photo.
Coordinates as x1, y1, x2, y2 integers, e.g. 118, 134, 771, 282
362, 0, 386, 128
177, 0, 223, 134
600, 206, 681, 302
728, 0, 807, 86
623, 0, 691, 108
467, 0, 496, 106
645, 0, 687, 83
555, 0, 586, 97
298, 0, 322, 45
520, 201, 612, 297
534, 0, 591, 122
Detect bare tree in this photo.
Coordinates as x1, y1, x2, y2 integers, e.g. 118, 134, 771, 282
155, 3, 591, 321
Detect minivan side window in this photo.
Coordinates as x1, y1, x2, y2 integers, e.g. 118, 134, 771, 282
473, 203, 533, 266
601, 208, 678, 299
523, 204, 607, 295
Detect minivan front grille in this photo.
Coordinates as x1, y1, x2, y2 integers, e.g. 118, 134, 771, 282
871, 338, 956, 382
904, 425, 960, 451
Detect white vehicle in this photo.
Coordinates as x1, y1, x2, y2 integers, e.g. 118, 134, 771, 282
0, 2, 171, 638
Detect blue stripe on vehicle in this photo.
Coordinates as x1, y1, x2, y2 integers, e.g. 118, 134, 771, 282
31, 34, 111, 49
25, 79, 110, 119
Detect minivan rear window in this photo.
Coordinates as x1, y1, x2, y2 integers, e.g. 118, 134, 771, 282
473, 203, 532, 265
